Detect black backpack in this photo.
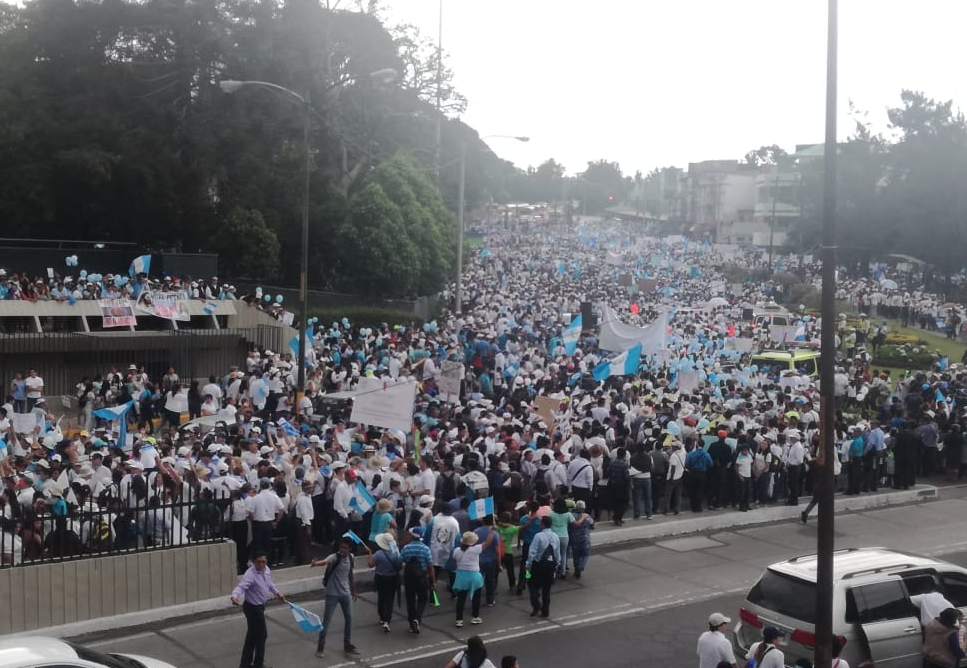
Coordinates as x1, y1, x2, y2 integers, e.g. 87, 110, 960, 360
403, 554, 424, 581
323, 552, 354, 587
533, 468, 549, 496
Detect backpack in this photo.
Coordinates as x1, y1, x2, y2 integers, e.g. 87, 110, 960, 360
88, 518, 112, 552
533, 468, 549, 496
403, 553, 424, 581
323, 552, 354, 587
437, 472, 457, 502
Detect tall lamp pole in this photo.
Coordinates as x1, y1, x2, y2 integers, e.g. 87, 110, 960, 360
220, 70, 397, 395
454, 134, 529, 314
815, 1, 839, 667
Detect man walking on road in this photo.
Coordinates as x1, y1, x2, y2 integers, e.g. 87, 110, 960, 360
525, 516, 561, 618
231, 552, 286, 668
311, 537, 362, 657
697, 612, 737, 668
400, 526, 435, 634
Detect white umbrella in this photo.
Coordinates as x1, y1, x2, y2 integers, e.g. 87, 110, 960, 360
879, 279, 898, 290
705, 297, 729, 309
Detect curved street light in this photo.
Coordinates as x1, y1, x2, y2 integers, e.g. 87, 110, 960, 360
219, 69, 398, 395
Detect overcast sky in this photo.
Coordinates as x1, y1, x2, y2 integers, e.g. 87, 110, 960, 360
380, 0, 967, 176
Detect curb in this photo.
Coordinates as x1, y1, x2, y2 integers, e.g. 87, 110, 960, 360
23, 484, 937, 641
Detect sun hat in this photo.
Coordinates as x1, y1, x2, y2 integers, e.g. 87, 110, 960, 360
374, 532, 396, 551
461, 531, 479, 546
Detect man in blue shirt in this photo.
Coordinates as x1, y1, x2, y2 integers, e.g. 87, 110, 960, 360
684, 438, 712, 512
475, 515, 502, 607
516, 500, 542, 595
400, 527, 435, 634
525, 516, 561, 618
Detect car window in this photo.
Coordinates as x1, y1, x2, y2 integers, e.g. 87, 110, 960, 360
747, 569, 816, 624
846, 581, 916, 624
940, 572, 967, 607
799, 358, 817, 375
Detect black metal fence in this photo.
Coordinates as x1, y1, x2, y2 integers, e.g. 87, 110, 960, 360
0, 328, 274, 399
0, 484, 228, 568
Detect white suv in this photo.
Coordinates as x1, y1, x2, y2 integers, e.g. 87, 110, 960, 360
734, 547, 967, 667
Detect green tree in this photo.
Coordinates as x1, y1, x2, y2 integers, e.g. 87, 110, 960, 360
578, 159, 626, 213
743, 144, 788, 167
216, 207, 281, 279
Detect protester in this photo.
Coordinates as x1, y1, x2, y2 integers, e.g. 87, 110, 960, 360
311, 537, 362, 657
368, 531, 401, 633
525, 515, 561, 619
442, 636, 497, 668
400, 526, 434, 634
451, 528, 496, 627
697, 612, 737, 668
230, 551, 286, 668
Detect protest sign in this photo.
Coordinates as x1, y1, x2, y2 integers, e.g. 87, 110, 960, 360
98, 299, 136, 327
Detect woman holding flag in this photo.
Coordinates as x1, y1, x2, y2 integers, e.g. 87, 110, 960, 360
451, 528, 496, 627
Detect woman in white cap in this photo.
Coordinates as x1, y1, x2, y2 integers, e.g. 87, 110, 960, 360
368, 531, 402, 633
451, 529, 496, 627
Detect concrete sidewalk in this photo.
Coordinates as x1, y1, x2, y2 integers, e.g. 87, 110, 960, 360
29, 483, 937, 640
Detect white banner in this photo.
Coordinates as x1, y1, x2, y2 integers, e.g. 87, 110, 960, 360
350, 377, 418, 433
769, 325, 799, 343
134, 291, 189, 321
437, 361, 464, 400
728, 337, 755, 353
12, 413, 38, 434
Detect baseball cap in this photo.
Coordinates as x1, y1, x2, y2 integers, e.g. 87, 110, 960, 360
708, 612, 731, 626
763, 626, 786, 641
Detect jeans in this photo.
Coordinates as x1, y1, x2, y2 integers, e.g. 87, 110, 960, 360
404, 572, 428, 623
557, 536, 570, 573
632, 477, 653, 518
374, 574, 398, 623
317, 594, 353, 650
455, 587, 481, 620
241, 603, 267, 668
516, 542, 531, 592
480, 560, 498, 604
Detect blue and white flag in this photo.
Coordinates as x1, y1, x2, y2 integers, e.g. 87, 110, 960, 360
591, 343, 642, 382
349, 482, 376, 514
92, 401, 134, 446
203, 301, 219, 315
277, 417, 300, 437
469, 496, 494, 520
562, 314, 582, 356
128, 254, 151, 277
940, 356, 949, 371
289, 603, 323, 633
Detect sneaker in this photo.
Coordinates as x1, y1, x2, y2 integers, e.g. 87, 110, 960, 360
344, 645, 359, 655
801, 511, 809, 524
471, 617, 483, 625
486, 601, 496, 607
646, 515, 653, 520
455, 620, 464, 628
409, 620, 420, 635
382, 621, 390, 633
314, 651, 325, 658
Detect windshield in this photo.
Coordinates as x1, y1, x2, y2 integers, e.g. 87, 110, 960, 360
747, 569, 817, 624
66, 642, 144, 668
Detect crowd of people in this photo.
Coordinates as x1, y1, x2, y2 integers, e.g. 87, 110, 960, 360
1, 216, 966, 667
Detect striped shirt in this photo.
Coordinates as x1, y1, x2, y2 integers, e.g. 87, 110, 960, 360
400, 540, 433, 573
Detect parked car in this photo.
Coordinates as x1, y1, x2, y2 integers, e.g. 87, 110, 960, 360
734, 547, 967, 667
0, 637, 177, 668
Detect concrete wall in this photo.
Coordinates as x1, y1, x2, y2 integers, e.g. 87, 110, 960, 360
0, 542, 235, 635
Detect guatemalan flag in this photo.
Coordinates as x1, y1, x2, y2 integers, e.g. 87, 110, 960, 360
128, 254, 151, 278
349, 482, 376, 514
288, 603, 323, 633
592, 343, 642, 382
277, 417, 300, 437
468, 496, 494, 521
562, 314, 582, 356
92, 401, 135, 446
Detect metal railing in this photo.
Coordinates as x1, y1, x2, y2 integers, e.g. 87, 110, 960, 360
0, 484, 228, 568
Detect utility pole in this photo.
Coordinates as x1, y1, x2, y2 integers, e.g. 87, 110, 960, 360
815, 1, 838, 667
434, 0, 443, 183
768, 166, 781, 271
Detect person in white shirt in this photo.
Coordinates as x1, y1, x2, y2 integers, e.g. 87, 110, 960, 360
745, 626, 785, 668
293, 481, 315, 565
697, 612, 736, 668
910, 576, 956, 626
246, 479, 285, 558
24, 369, 43, 411
783, 432, 806, 506
664, 442, 686, 515
202, 376, 223, 403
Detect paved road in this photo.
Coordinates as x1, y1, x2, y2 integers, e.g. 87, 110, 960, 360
78, 492, 967, 668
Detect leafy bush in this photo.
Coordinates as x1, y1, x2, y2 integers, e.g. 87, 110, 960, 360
310, 306, 424, 330
884, 333, 923, 345
872, 343, 935, 369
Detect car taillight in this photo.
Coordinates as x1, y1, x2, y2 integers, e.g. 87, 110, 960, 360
739, 607, 763, 628
790, 630, 847, 650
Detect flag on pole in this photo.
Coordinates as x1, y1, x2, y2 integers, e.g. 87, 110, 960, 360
288, 603, 323, 633
203, 301, 219, 315
349, 482, 376, 514
468, 496, 494, 521
939, 356, 949, 371
343, 530, 363, 544
562, 314, 582, 355
128, 254, 151, 277
591, 343, 642, 382
92, 401, 134, 446
413, 428, 421, 464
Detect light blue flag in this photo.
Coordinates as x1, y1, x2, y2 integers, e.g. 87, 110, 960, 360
203, 301, 219, 315
592, 343, 642, 382
936, 388, 946, 403
128, 254, 151, 277
289, 603, 323, 633
93, 401, 134, 446
349, 482, 376, 514
562, 314, 582, 355
277, 417, 300, 437
469, 496, 494, 520
940, 356, 949, 371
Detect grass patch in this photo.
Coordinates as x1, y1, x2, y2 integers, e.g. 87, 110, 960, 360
884, 319, 965, 362
466, 235, 485, 248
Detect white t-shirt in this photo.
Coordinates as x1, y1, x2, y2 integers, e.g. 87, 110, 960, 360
25, 376, 43, 399
450, 652, 496, 668
453, 544, 482, 572
697, 630, 736, 668
745, 642, 785, 668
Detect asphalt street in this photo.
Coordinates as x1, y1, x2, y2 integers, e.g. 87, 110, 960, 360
76, 489, 967, 668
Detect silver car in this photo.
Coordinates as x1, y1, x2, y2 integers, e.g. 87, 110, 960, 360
734, 547, 967, 667
0, 637, 177, 668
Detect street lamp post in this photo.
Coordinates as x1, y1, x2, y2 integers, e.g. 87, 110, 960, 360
454, 134, 529, 314
219, 70, 397, 396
